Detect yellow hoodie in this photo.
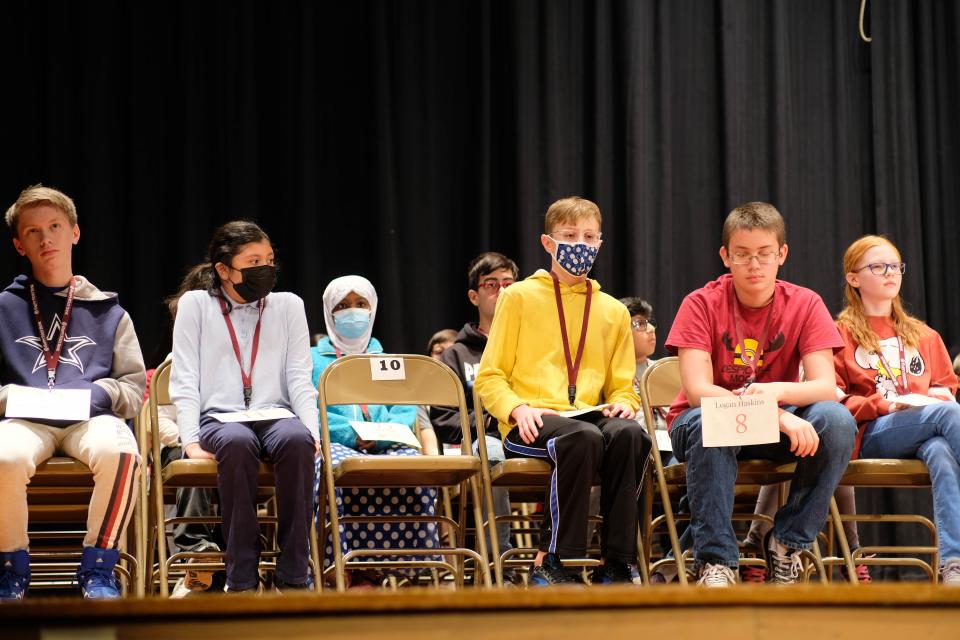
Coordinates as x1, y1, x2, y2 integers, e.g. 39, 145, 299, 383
474, 269, 639, 439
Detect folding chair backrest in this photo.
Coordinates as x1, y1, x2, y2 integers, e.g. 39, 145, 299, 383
151, 360, 172, 407
639, 356, 680, 436
319, 354, 465, 409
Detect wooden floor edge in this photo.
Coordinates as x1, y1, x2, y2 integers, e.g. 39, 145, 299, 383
4, 583, 960, 623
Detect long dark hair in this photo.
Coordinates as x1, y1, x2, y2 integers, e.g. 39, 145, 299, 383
196, 220, 272, 296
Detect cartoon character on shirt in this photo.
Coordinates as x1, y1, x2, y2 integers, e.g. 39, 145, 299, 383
720, 331, 785, 386
854, 336, 925, 400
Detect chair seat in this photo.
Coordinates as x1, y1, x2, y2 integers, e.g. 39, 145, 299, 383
332, 454, 480, 487
841, 458, 930, 486
662, 460, 797, 485
31, 457, 93, 486
489, 458, 553, 486
162, 459, 275, 487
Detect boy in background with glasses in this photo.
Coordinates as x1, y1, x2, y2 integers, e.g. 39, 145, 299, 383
474, 197, 651, 585
665, 201, 856, 586
430, 252, 520, 580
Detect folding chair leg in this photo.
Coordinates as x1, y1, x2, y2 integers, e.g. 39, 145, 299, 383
830, 496, 858, 584
635, 527, 650, 585
468, 476, 492, 588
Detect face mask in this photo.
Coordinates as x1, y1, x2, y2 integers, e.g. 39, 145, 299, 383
334, 308, 371, 339
231, 264, 277, 302
553, 240, 599, 277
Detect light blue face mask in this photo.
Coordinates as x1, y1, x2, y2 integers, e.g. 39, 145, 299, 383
333, 308, 371, 339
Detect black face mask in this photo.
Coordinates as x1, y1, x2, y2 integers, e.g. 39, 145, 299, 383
231, 264, 277, 302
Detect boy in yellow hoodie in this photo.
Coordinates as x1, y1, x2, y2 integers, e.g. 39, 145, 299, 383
474, 196, 651, 585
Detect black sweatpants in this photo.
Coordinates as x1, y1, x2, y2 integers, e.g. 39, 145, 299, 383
503, 412, 651, 564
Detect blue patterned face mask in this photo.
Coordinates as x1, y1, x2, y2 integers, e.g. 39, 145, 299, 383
333, 308, 371, 339
553, 240, 599, 277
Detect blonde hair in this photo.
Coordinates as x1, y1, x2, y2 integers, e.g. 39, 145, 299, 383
722, 202, 785, 248
837, 235, 926, 352
544, 196, 602, 234
5, 184, 78, 234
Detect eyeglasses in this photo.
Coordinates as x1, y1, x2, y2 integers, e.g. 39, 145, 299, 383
631, 319, 656, 332
476, 279, 515, 293
550, 230, 603, 247
854, 262, 906, 277
729, 250, 781, 265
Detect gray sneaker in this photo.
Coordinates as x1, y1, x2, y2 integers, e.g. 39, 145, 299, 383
696, 563, 737, 587
764, 532, 802, 585
941, 558, 960, 585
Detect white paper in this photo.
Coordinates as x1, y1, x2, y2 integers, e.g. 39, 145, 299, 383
210, 407, 296, 423
350, 420, 421, 449
700, 393, 779, 447
369, 357, 406, 381
893, 393, 946, 408
5, 384, 91, 422
655, 429, 673, 453
558, 403, 610, 418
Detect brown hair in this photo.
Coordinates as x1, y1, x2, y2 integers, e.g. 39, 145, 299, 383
427, 328, 458, 355
722, 201, 785, 248
543, 196, 602, 234
5, 184, 78, 234
836, 235, 926, 352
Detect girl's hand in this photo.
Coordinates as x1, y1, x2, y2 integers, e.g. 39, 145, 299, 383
355, 438, 376, 451
184, 442, 216, 460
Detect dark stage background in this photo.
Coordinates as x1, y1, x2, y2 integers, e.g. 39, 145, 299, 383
2, 0, 958, 576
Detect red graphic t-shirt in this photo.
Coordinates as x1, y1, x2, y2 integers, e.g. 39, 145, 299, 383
664, 274, 843, 429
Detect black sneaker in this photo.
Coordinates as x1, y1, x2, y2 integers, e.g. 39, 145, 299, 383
501, 567, 525, 586
763, 531, 802, 585
528, 554, 581, 586
273, 574, 315, 594
591, 560, 633, 585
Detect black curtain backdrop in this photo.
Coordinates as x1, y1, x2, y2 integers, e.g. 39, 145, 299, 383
2, 0, 958, 576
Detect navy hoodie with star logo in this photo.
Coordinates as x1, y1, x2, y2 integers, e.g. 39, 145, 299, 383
0, 274, 146, 425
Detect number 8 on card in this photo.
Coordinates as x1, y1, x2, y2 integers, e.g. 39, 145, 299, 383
700, 393, 779, 447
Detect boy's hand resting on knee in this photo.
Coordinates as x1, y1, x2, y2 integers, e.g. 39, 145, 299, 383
778, 412, 819, 457
511, 405, 559, 444
184, 442, 216, 460
602, 403, 636, 420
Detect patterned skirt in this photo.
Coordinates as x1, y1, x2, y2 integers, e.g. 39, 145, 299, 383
314, 442, 439, 571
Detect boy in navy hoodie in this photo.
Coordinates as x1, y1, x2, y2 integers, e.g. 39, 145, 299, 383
0, 185, 145, 600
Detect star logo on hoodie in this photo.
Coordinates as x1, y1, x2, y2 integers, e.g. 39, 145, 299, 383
16, 314, 96, 375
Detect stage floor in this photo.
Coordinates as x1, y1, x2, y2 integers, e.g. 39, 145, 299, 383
4, 584, 960, 640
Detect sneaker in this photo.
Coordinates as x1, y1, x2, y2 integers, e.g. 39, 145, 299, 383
501, 568, 525, 586
764, 532, 802, 585
739, 564, 767, 583
77, 547, 121, 599
274, 574, 315, 594
650, 563, 678, 585
941, 557, 960, 585
696, 563, 737, 587
841, 556, 873, 584
591, 560, 633, 585
0, 550, 30, 600
183, 542, 222, 591
528, 554, 581, 586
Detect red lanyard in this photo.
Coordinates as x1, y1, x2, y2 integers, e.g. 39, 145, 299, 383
218, 295, 265, 408
550, 271, 592, 406
333, 347, 372, 420
29, 278, 77, 390
731, 283, 775, 385
875, 337, 910, 396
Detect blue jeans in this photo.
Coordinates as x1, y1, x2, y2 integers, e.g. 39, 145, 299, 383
671, 402, 855, 569
473, 435, 513, 552
860, 402, 960, 562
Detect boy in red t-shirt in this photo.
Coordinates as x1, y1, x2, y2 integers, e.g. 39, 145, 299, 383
665, 202, 856, 586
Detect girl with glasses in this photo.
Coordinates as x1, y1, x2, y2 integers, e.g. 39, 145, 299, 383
835, 235, 960, 584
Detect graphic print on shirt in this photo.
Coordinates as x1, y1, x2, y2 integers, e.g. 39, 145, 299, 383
463, 361, 479, 389
720, 331, 785, 386
15, 313, 96, 375
854, 336, 925, 400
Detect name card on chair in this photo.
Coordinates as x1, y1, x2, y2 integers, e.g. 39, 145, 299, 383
5, 384, 91, 422
700, 394, 779, 448
350, 420, 421, 449
370, 357, 406, 381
